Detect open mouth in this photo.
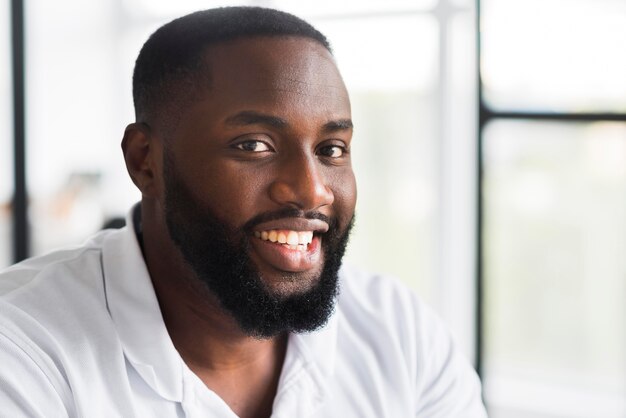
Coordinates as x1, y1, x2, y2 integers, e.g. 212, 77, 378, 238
248, 217, 329, 273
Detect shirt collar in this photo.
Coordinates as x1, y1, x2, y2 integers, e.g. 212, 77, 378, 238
271, 286, 339, 415
102, 204, 184, 402
101, 203, 340, 408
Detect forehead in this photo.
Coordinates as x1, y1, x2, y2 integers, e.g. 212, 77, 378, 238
198, 36, 350, 117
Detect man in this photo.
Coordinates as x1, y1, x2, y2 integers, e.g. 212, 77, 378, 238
0, 7, 486, 417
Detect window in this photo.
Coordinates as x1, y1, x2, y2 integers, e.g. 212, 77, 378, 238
1, 2, 13, 269
480, 0, 626, 416
25, 0, 140, 255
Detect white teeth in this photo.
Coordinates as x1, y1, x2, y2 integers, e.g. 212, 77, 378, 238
256, 229, 315, 247
287, 231, 299, 246
298, 231, 313, 245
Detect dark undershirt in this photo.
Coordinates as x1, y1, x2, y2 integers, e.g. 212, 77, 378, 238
132, 204, 144, 253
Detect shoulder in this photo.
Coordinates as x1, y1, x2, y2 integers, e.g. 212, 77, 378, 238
336, 263, 440, 342
0, 228, 135, 416
335, 263, 487, 417
0, 229, 123, 363
336, 263, 448, 358
0, 329, 74, 416
0, 229, 115, 298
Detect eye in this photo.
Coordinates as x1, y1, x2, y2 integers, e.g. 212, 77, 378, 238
318, 144, 346, 158
234, 140, 273, 153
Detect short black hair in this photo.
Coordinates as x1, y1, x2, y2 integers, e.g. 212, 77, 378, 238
132, 7, 332, 128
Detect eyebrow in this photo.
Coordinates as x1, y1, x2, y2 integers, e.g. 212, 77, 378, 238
225, 110, 353, 134
225, 111, 288, 129
321, 119, 353, 134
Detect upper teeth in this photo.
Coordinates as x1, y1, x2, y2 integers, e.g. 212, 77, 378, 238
254, 230, 313, 246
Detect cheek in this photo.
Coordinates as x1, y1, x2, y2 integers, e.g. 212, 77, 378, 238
199, 162, 271, 222
328, 168, 357, 222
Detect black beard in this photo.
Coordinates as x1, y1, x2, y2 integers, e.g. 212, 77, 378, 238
162, 151, 353, 338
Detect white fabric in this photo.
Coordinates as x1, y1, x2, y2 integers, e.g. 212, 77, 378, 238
0, 208, 487, 417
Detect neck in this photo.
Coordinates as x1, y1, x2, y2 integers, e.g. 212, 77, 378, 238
140, 201, 284, 362
155, 270, 285, 370
140, 201, 287, 418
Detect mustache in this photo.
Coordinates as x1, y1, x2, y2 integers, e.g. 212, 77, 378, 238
242, 207, 334, 233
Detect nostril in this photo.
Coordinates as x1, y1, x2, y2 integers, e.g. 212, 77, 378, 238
269, 182, 298, 205
268, 180, 333, 211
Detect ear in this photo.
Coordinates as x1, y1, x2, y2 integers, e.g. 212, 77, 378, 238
121, 123, 162, 198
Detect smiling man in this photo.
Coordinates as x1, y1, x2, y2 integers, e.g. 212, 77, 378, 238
0, 7, 486, 418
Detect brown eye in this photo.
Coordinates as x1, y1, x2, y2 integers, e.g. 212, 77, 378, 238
235, 140, 272, 152
318, 145, 345, 158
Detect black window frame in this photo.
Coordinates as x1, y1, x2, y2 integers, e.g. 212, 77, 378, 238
475, 0, 626, 383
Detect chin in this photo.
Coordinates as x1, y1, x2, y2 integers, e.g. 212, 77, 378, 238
257, 265, 326, 298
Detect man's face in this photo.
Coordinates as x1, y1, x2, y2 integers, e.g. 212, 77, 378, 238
159, 37, 356, 337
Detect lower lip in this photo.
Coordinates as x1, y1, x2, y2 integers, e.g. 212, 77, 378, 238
249, 235, 322, 273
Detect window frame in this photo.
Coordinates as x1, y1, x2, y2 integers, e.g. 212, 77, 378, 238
476, 0, 626, 412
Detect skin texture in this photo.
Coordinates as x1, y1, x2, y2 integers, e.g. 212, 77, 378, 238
122, 37, 355, 418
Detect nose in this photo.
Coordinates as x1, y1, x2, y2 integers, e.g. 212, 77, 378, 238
269, 154, 334, 211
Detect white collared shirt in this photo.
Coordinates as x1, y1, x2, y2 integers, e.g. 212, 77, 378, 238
0, 208, 487, 417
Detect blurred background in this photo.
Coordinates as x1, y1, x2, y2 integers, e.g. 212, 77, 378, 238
1, 0, 625, 416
